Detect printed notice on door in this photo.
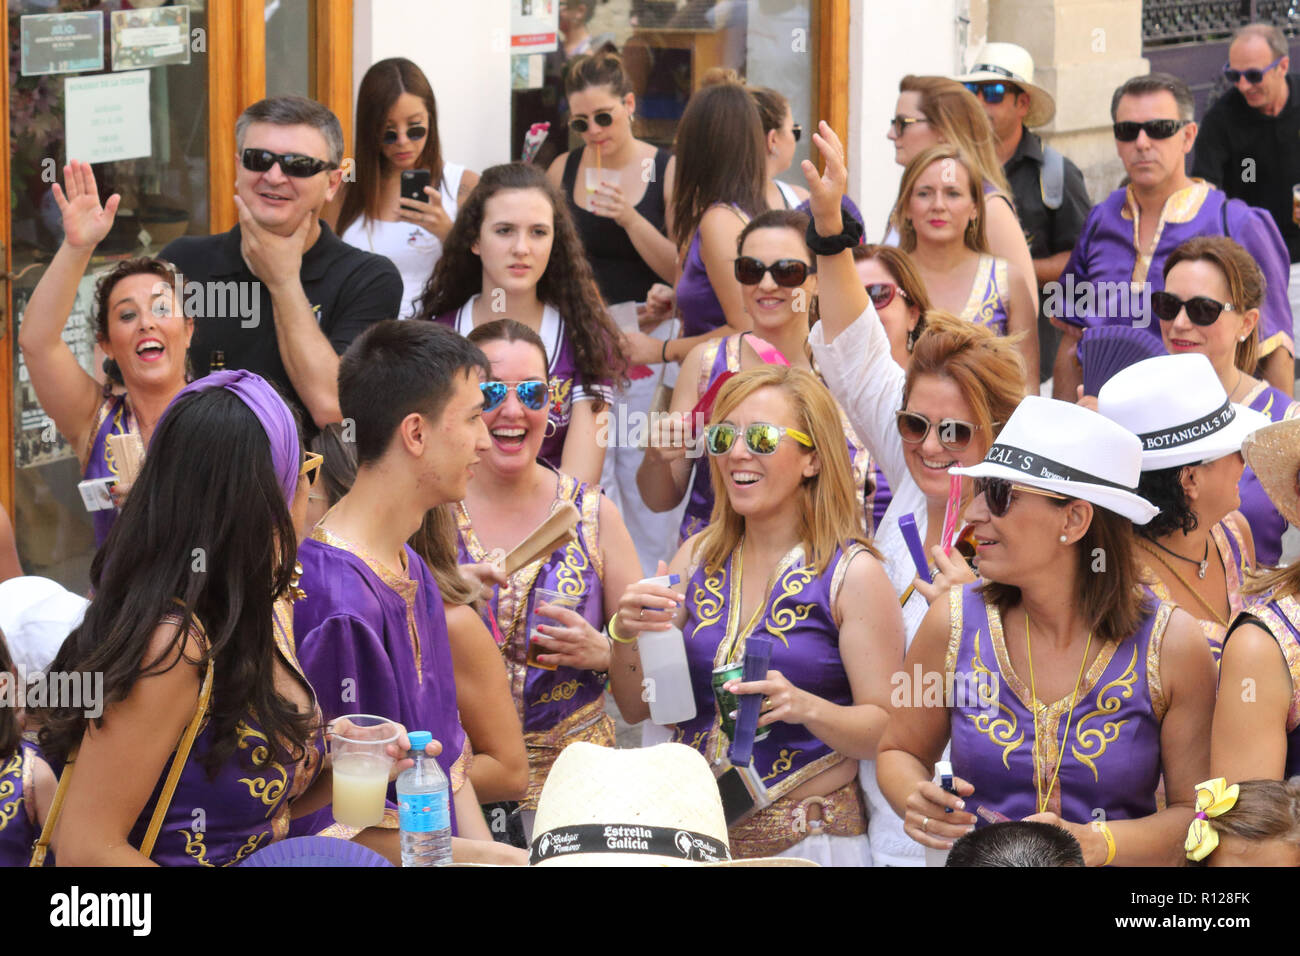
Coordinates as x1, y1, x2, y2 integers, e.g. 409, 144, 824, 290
65, 70, 152, 165
20, 11, 104, 76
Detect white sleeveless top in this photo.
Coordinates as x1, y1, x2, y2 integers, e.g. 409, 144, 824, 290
774, 179, 801, 209
340, 161, 466, 319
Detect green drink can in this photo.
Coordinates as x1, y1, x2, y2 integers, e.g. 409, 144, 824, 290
712, 662, 769, 742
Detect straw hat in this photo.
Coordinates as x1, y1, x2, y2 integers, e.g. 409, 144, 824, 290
529, 742, 816, 867
1242, 419, 1300, 529
954, 42, 1056, 128
951, 395, 1159, 524
1098, 354, 1269, 471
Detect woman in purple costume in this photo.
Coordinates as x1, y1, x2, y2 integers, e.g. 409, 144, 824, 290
19, 162, 192, 548
1214, 418, 1300, 783
414, 162, 624, 486
33, 373, 428, 865
611, 366, 904, 864
452, 320, 643, 843
0, 631, 54, 866
638, 210, 872, 543
1155, 236, 1300, 566
879, 397, 1216, 866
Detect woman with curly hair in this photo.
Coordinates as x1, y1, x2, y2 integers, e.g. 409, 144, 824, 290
415, 162, 624, 484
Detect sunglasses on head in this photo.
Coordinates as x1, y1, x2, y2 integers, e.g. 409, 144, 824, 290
963, 81, 1018, 104
1112, 119, 1188, 142
382, 125, 427, 145
241, 148, 337, 178
890, 115, 928, 136
1150, 290, 1235, 326
974, 476, 1070, 518
300, 451, 324, 486
1223, 54, 1285, 85
705, 422, 814, 456
734, 256, 813, 287
895, 410, 983, 452
480, 380, 549, 412
569, 110, 615, 134
866, 282, 908, 310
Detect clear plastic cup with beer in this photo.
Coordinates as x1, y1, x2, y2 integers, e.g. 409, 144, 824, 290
527, 586, 582, 670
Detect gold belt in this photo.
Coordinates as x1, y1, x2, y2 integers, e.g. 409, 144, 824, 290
521, 697, 615, 810
727, 779, 866, 859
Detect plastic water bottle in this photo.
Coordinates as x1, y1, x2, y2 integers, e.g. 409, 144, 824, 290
396, 730, 452, 867
636, 574, 697, 725
925, 760, 956, 867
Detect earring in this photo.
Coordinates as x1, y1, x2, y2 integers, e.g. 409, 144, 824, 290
544, 418, 558, 438
1059, 534, 1068, 543
289, 561, 307, 602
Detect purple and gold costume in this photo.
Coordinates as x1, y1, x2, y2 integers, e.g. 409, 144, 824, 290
958, 254, 1012, 335
435, 296, 609, 471
294, 528, 471, 834
673, 541, 867, 855
1140, 516, 1249, 667
84, 391, 139, 547
678, 335, 873, 542
947, 583, 1171, 824
125, 601, 326, 866
0, 739, 44, 867
1239, 382, 1300, 566
1057, 181, 1293, 360
1230, 592, 1300, 778
454, 473, 614, 809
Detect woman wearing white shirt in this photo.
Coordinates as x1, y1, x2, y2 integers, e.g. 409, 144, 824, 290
330, 58, 480, 319
800, 122, 1026, 865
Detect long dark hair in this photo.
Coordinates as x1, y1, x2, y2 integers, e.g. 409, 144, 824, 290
414, 162, 625, 401
38, 389, 313, 775
670, 81, 767, 250
337, 57, 444, 237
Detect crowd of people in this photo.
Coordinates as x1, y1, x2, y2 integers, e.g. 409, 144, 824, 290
6, 23, 1300, 868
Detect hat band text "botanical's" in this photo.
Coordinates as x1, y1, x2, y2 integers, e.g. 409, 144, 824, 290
1136, 399, 1235, 452
529, 824, 731, 864
985, 444, 1130, 490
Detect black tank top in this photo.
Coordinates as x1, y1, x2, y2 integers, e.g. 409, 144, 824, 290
562, 147, 670, 305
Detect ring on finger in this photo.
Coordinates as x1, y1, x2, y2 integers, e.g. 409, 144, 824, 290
638, 608, 644, 619
921, 816, 929, 833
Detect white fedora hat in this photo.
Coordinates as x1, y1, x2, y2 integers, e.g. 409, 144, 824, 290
528, 742, 816, 867
951, 396, 1159, 524
0, 576, 89, 684
954, 42, 1056, 127
1097, 353, 1269, 471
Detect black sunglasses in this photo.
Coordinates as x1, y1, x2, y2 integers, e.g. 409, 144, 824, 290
792, 123, 802, 142
1112, 119, 1188, 142
890, 115, 928, 136
1223, 54, 1285, 85
382, 125, 427, 145
570, 110, 615, 134
734, 256, 813, 287
480, 380, 549, 412
974, 476, 1069, 518
241, 148, 337, 178
895, 410, 980, 452
963, 81, 1019, 104
866, 282, 908, 310
1150, 290, 1236, 326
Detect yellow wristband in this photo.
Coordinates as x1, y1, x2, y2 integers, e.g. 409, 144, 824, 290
1093, 821, 1116, 866
608, 613, 637, 645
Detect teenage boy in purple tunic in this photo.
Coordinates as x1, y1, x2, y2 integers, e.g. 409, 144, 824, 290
1050, 73, 1294, 400
294, 319, 523, 862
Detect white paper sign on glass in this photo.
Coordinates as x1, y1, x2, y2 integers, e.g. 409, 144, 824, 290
64, 70, 153, 166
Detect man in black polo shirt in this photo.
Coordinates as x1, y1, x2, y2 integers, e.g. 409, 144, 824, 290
162, 96, 401, 434
1194, 23, 1300, 351
956, 43, 1091, 385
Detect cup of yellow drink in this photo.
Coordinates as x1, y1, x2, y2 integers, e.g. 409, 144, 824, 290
330, 714, 400, 828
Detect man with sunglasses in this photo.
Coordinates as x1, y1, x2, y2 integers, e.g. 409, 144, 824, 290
162, 96, 402, 440
1194, 24, 1300, 347
1051, 73, 1294, 401
955, 43, 1091, 385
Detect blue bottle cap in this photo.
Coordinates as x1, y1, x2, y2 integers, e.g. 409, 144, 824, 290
408, 731, 433, 752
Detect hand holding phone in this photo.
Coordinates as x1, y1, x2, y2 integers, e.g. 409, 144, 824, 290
400, 168, 432, 203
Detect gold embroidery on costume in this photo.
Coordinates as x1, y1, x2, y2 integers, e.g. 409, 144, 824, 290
967, 629, 1024, 769
548, 377, 573, 425
181, 829, 214, 867
761, 748, 803, 782
235, 722, 288, 816
766, 566, 816, 648
538, 679, 580, 704
0, 752, 20, 831
1071, 643, 1138, 780
692, 571, 726, 632
231, 832, 265, 864
552, 534, 589, 599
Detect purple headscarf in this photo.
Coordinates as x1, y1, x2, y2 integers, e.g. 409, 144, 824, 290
166, 370, 300, 503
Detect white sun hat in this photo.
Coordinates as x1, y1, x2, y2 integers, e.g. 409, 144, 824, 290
953, 42, 1057, 127
528, 742, 816, 867
0, 576, 89, 684
1097, 353, 1269, 471
950, 396, 1159, 524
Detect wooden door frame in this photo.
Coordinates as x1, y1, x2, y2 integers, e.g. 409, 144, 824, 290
0, 9, 11, 515
816, 0, 850, 168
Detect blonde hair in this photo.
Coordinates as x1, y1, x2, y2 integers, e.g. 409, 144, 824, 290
893, 145, 989, 254
899, 75, 1011, 196
409, 504, 480, 607
695, 367, 875, 575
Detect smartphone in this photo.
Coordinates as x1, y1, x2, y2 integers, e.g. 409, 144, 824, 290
400, 168, 432, 203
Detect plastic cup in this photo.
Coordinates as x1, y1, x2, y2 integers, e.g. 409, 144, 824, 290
585, 167, 617, 209
330, 714, 399, 828
527, 587, 582, 670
